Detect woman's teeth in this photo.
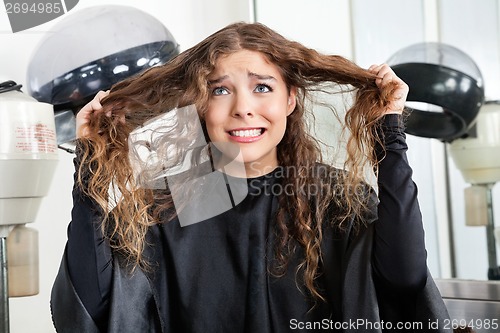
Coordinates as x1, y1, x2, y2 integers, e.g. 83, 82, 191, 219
230, 129, 263, 137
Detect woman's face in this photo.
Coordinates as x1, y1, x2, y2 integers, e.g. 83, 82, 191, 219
205, 50, 296, 177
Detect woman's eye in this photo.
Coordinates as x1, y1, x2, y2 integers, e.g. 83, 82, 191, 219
212, 87, 229, 95
254, 84, 271, 93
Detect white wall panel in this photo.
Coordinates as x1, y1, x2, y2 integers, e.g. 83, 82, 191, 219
440, 0, 500, 100
351, 0, 427, 67
439, 0, 500, 280
255, 0, 353, 57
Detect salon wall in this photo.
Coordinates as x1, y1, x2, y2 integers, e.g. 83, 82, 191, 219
0, 1, 251, 332
256, 0, 500, 282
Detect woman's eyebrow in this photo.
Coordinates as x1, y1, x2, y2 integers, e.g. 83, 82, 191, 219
248, 72, 276, 81
208, 75, 228, 85
207, 72, 276, 85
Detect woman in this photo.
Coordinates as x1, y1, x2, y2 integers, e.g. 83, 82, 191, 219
51, 22, 451, 332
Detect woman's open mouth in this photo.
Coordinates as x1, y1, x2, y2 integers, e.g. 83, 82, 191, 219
229, 128, 264, 137
228, 128, 265, 142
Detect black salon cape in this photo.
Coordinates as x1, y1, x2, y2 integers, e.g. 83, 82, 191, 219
51, 218, 450, 333
51, 116, 452, 333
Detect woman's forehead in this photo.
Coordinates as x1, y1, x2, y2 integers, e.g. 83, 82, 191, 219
209, 50, 281, 79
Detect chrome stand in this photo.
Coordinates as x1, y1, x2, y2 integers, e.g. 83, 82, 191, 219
485, 184, 500, 280
0, 234, 9, 333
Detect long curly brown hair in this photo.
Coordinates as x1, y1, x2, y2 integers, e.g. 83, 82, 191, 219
78, 22, 399, 301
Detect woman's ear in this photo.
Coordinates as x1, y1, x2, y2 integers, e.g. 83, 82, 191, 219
287, 86, 297, 116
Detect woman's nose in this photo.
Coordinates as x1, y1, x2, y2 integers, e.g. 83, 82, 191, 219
231, 93, 254, 118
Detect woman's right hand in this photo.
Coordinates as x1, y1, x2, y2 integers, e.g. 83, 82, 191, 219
368, 63, 408, 115
76, 90, 110, 138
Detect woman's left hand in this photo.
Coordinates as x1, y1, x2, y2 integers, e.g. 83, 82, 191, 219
368, 63, 409, 115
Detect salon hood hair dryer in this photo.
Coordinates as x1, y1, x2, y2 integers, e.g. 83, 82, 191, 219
0, 80, 58, 333
387, 42, 484, 142
26, 5, 180, 146
388, 42, 500, 280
